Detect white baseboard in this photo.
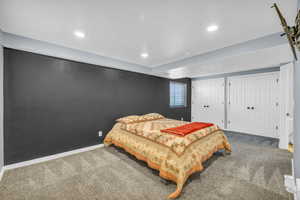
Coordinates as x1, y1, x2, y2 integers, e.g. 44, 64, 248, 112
0, 167, 4, 181
223, 128, 279, 140
4, 143, 104, 171
285, 159, 300, 200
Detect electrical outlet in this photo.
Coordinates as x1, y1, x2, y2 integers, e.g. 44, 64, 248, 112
98, 131, 103, 137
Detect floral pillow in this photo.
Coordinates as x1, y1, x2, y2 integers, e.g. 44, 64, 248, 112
116, 115, 141, 124
139, 113, 165, 121
117, 113, 165, 124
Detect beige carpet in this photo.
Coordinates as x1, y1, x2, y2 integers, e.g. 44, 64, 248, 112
0, 132, 293, 200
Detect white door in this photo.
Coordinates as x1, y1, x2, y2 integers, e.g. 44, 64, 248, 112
227, 72, 280, 138
192, 78, 225, 129
279, 63, 294, 149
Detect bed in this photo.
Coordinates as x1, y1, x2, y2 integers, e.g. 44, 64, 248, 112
104, 114, 231, 199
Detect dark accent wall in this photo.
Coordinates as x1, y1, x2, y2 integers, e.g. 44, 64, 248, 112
4, 48, 191, 164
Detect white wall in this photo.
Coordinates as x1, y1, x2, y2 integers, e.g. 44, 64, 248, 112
294, 51, 300, 199
294, 0, 300, 182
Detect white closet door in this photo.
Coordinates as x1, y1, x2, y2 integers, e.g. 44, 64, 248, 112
192, 78, 225, 129
227, 72, 280, 138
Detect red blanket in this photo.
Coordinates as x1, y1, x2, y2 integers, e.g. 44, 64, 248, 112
161, 122, 214, 136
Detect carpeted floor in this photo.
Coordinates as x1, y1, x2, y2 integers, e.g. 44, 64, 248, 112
0, 132, 293, 200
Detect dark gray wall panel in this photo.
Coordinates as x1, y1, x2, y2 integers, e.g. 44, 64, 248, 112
4, 48, 191, 164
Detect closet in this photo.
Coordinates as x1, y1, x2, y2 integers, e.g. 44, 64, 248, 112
227, 72, 280, 138
192, 78, 225, 129
191, 71, 280, 138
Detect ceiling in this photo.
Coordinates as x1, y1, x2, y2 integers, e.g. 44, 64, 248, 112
0, 0, 297, 68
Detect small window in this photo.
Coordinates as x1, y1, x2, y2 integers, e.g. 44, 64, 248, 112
169, 81, 187, 108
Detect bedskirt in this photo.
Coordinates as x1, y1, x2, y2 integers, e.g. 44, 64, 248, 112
104, 123, 231, 199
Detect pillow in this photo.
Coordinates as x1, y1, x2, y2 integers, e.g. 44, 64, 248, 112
139, 113, 165, 121
116, 115, 140, 124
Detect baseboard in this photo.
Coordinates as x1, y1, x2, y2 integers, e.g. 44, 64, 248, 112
0, 167, 4, 181
223, 129, 279, 140
294, 179, 300, 200
4, 143, 104, 171
285, 159, 300, 200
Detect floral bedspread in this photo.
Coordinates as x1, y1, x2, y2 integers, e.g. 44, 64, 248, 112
104, 118, 231, 199
120, 118, 221, 156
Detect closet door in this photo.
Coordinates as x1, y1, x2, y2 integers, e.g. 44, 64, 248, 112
227, 72, 280, 138
192, 78, 225, 129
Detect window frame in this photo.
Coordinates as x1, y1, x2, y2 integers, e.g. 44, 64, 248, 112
169, 81, 187, 108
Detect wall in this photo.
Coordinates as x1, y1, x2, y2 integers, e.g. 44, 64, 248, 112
192, 66, 280, 81
294, 0, 300, 181
294, 57, 300, 179
4, 48, 191, 165
0, 30, 3, 172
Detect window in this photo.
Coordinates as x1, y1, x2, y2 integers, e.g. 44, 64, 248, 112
169, 81, 187, 107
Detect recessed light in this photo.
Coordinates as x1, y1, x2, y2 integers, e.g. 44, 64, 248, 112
74, 30, 85, 38
141, 52, 149, 58
206, 25, 218, 32
140, 14, 145, 22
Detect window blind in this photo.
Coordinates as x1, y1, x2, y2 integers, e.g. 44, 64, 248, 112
170, 81, 187, 107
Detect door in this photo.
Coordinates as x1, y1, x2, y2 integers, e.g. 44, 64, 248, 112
227, 72, 280, 138
279, 63, 294, 149
192, 78, 225, 129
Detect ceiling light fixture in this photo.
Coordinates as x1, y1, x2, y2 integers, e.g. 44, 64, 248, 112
141, 52, 149, 58
74, 30, 85, 38
206, 25, 218, 32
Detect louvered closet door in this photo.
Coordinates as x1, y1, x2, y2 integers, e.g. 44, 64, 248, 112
192, 78, 225, 129
227, 72, 280, 138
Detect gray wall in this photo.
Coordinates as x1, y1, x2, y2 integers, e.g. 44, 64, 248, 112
294, 0, 300, 179
4, 48, 191, 164
0, 30, 3, 171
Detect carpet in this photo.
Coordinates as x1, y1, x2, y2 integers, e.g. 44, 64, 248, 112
0, 132, 293, 200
